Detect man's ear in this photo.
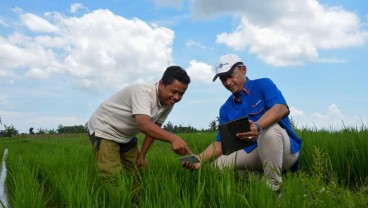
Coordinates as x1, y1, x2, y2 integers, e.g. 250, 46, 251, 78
159, 80, 164, 87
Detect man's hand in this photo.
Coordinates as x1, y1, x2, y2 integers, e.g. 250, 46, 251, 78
136, 154, 148, 170
236, 120, 259, 141
237, 104, 288, 141
170, 136, 192, 155
135, 114, 192, 155
182, 160, 201, 170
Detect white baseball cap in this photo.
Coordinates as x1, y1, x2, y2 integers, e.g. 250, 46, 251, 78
213, 54, 244, 82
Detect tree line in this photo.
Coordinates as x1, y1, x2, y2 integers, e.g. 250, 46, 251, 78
0, 116, 220, 138
162, 117, 219, 133
0, 117, 89, 137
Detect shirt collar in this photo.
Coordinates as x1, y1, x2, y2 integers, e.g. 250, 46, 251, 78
232, 77, 250, 103
155, 82, 163, 107
243, 77, 251, 95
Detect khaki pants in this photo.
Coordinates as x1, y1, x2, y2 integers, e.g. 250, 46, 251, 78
89, 133, 139, 179
215, 123, 299, 191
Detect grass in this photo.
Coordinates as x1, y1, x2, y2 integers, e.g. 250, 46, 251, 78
0, 129, 367, 207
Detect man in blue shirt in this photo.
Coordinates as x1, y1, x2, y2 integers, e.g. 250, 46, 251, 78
183, 54, 302, 193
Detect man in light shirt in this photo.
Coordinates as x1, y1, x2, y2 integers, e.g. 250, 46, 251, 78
88, 66, 192, 180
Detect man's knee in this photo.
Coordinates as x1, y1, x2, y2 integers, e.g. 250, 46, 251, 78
259, 124, 283, 143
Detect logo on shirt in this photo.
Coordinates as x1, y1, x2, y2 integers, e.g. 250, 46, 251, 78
251, 99, 262, 108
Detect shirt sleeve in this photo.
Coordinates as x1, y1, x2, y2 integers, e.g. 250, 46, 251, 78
260, 78, 288, 109
131, 87, 152, 117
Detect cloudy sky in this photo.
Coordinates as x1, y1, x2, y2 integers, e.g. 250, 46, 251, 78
0, 0, 367, 133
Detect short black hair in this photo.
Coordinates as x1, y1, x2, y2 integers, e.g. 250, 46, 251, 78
161, 66, 191, 85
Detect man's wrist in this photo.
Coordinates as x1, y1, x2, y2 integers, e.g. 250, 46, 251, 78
197, 154, 203, 162
254, 121, 263, 134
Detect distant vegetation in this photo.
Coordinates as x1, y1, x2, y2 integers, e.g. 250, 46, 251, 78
0, 124, 18, 137
56, 124, 88, 134
0, 117, 220, 138
0, 122, 88, 138
0, 115, 366, 138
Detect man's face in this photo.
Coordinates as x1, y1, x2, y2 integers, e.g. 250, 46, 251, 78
158, 79, 188, 106
219, 66, 246, 94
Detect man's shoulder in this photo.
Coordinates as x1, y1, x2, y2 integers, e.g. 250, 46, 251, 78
251, 77, 273, 84
220, 94, 235, 108
249, 78, 276, 90
110, 83, 156, 101
128, 82, 154, 89
127, 83, 156, 93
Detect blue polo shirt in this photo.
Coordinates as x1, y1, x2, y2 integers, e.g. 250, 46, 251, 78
216, 77, 302, 154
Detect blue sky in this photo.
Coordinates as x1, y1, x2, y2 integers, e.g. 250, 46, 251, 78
0, 0, 367, 133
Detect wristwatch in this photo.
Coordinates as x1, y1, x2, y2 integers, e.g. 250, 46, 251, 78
254, 122, 263, 135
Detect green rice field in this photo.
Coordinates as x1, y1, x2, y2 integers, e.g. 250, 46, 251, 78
0, 128, 368, 207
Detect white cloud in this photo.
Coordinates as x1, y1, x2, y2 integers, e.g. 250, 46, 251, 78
290, 106, 304, 117
0, 9, 175, 91
186, 60, 214, 84
0, 33, 60, 70
186, 40, 207, 49
0, 69, 14, 77
327, 104, 342, 117
69, 3, 88, 13
216, 18, 319, 66
290, 104, 368, 130
192, 0, 368, 66
25, 67, 49, 79
20, 13, 59, 33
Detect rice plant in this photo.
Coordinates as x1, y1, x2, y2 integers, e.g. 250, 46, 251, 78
0, 128, 367, 207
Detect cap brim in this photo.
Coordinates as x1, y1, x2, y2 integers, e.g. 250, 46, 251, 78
212, 67, 236, 82
212, 74, 220, 82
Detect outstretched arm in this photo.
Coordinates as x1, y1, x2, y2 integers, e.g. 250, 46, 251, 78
182, 141, 222, 170
198, 141, 222, 162
135, 114, 192, 155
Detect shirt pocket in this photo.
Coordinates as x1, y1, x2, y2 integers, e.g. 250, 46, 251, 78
248, 99, 265, 116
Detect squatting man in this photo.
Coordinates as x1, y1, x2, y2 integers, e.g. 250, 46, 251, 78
183, 54, 302, 193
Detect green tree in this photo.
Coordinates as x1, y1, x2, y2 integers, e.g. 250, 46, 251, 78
163, 121, 174, 132
208, 116, 219, 131
29, 127, 35, 135
47, 129, 57, 134
57, 124, 88, 134
163, 121, 198, 133
0, 124, 19, 137
36, 128, 47, 134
